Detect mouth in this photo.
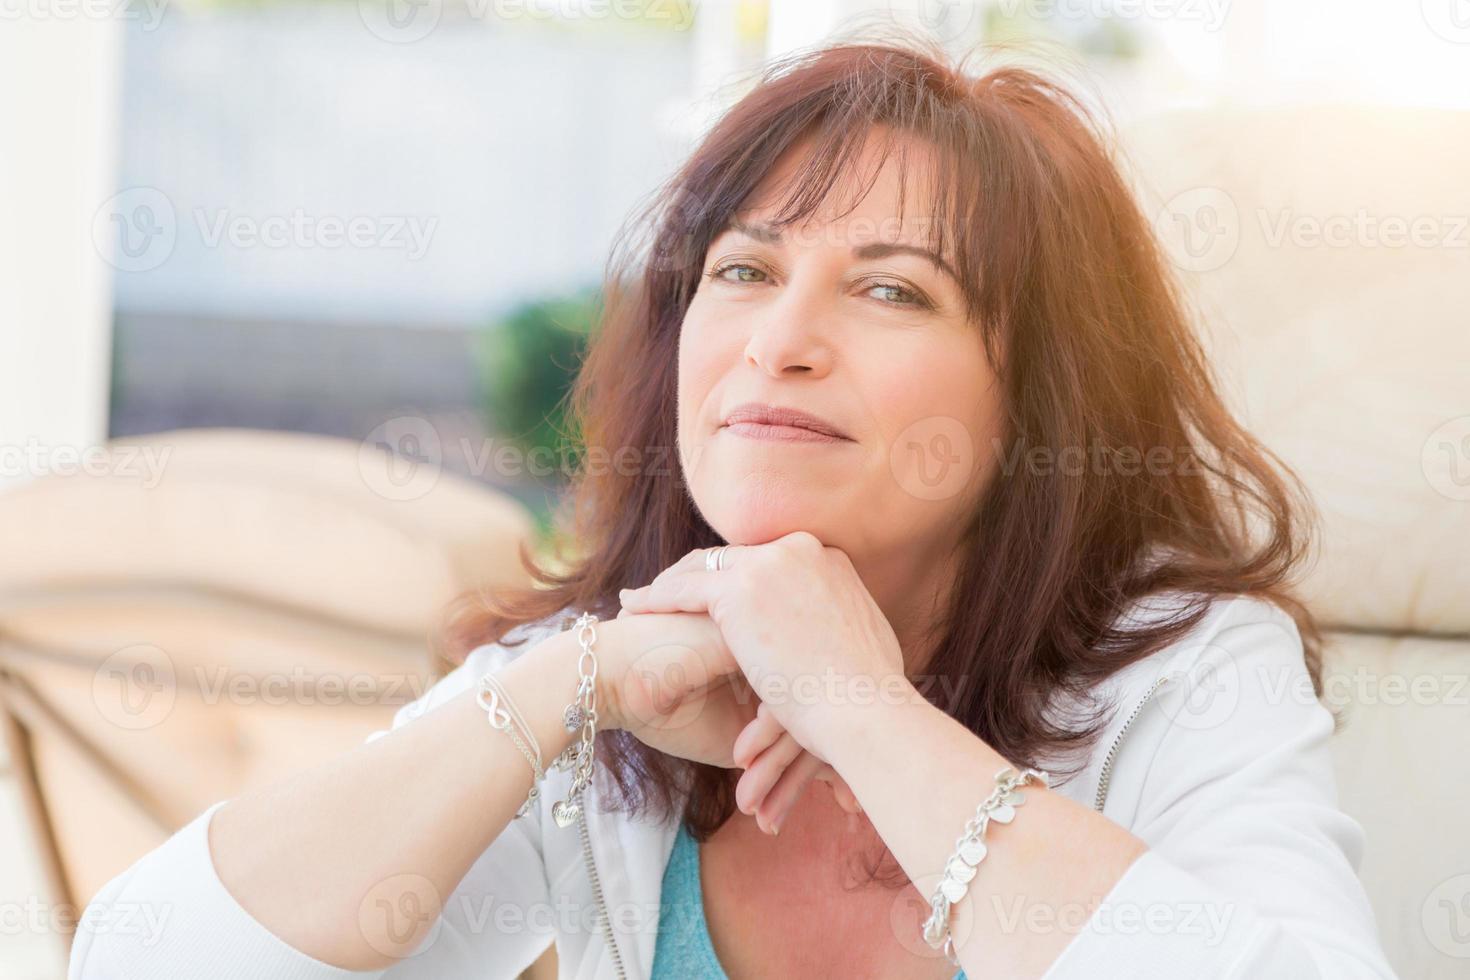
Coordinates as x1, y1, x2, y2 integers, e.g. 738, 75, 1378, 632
719, 402, 853, 444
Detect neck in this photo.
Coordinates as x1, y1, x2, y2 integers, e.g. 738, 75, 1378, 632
849, 536, 960, 680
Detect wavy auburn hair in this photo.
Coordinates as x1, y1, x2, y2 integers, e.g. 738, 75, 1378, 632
439, 34, 1327, 869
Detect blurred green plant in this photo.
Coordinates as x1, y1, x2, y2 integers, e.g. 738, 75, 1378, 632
474, 286, 599, 506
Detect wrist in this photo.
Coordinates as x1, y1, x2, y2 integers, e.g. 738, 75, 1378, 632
810, 675, 931, 774
569, 614, 631, 733
489, 628, 587, 766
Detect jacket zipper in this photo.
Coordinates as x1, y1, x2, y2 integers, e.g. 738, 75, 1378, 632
1092, 675, 1171, 813
576, 802, 629, 980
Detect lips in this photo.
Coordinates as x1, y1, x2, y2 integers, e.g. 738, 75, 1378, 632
720, 402, 851, 440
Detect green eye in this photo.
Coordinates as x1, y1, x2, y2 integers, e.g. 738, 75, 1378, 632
710, 263, 765, 283
870, 282, 913, 304
866, 281, 931, 308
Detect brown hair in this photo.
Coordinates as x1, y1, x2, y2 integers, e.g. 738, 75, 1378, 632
440, 32, 1326, 885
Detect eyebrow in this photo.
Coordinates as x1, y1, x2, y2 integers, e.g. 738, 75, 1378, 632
724, 218, 961, 286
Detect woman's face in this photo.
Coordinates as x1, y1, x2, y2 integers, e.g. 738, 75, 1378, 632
677, 130, 1003, 573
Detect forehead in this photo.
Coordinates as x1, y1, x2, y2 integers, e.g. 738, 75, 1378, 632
731, 127, 945, 249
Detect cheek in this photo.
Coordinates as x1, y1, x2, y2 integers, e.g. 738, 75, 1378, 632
676, 308, 729, 456
861, 343, 1000, 515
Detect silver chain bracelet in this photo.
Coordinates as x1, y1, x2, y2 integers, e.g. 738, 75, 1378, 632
922, 765, 1051, 965
476, 672, 545, 819
549, 611, 601, 828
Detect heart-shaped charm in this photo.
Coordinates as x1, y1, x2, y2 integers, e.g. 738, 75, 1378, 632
989, 803, 1016, 824
958, 838, 988, 865
940, 875, 969, 904
945, 857, 977, 884
1005, 790, 1026, 806
552, 800, 580, 828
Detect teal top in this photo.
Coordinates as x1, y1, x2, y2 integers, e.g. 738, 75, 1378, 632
650, 819, 967, 979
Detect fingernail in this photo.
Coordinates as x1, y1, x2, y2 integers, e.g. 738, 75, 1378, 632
771, 818, 782, 836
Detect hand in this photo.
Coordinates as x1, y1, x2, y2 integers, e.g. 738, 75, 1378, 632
609, 605, 863, 831
592, 611, 756, 771
617, 531, 909, 763
731, 699, 864, 836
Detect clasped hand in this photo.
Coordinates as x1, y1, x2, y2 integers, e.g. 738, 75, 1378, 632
615, 531, 909, 835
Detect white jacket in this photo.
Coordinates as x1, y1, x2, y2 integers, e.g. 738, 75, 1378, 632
67, 592, 1398, 979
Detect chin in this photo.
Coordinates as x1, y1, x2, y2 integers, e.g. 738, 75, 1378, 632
700, 484, 837, 547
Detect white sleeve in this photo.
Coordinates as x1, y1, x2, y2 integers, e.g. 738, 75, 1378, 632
68, 637, 554, 980
1041, 598, 1398, 980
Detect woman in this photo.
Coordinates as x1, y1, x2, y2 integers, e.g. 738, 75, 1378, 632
69, 36, 1396, 980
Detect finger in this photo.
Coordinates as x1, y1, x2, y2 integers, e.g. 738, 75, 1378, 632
834, 784, 863, 814
611, 632, 739, 733
753, 749, 827, 833
733, 730, 803, 820
680, 679, 758, 768
618, 572, 714, 614
619, 544, 750, 613
815, 767, 864, 814
731, 704, 785, 770
637, 544, 749, 593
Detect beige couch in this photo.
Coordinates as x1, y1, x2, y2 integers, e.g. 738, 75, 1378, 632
1123, 105, 1470, 979
0, 427, 539, 966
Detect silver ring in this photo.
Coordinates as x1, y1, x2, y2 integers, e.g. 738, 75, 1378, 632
704, 545, 729, 572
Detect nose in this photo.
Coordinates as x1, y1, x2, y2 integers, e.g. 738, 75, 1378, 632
742, 278, 835, 379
